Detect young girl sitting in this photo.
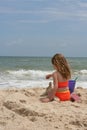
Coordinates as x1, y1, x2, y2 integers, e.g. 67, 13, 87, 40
40, 53, 71, 103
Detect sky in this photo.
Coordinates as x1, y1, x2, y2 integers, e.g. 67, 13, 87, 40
0, 0, 87, 57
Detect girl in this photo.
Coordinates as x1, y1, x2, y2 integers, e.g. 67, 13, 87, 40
40, 53, 71, 102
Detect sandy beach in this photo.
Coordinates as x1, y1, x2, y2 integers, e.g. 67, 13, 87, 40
0, 87, 87, 130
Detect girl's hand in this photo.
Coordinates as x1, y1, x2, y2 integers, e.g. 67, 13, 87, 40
46, 74, 52, 79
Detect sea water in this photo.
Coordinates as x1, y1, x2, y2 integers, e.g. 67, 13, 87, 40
0, 56, 87, 88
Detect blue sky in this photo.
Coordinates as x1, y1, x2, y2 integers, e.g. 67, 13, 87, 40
0, 0, 87, 57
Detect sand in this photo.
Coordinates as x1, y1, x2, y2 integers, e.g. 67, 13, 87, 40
0, 87, 87, 130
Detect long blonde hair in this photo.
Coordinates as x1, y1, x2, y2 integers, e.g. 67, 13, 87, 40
51, 53, 71, 79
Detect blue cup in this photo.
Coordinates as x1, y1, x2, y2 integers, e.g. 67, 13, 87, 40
69, 80, 76, 93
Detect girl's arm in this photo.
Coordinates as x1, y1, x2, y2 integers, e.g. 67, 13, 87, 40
48, 72, 58, 100
46, 74, 53, 79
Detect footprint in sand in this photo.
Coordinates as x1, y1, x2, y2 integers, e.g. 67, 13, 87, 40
0, 121, 6, 126
3, 100, 46, 122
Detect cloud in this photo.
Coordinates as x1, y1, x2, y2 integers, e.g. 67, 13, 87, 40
59, 43, 69, 48
1, 0, 87, 23
18, 20, 48, 23
0, 7, 34, 14
6, 38, 23, 46
79, 2, 87, 8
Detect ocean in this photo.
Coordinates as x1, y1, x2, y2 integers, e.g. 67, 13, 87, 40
0, 56, 87, 89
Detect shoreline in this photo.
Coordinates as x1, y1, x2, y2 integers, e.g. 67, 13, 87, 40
0, 87, 87, 130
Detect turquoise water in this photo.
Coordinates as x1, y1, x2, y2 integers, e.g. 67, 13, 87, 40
0, 56, 87, 88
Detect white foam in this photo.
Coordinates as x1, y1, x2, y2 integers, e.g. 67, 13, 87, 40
0, 69, 87, 89
0, 79, 52, 88
80, 69, 87, 74
7, 69, 53, 80
76, 81, 87, 88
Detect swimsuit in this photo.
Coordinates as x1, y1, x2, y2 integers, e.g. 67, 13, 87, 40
55, 81, 70, 101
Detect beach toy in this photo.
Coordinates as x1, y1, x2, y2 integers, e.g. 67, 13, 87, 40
69, 77, 78, 93
70, 93, 81, 102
